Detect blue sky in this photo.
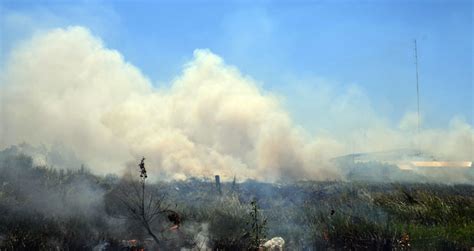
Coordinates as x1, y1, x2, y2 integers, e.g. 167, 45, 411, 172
1, 0, 472, 130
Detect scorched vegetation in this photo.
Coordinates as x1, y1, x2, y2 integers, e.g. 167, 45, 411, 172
0, 149, 472, 250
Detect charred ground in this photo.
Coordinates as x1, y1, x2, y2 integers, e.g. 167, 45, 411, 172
0, 149, 473, 250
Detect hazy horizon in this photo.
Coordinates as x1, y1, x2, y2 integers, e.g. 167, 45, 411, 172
1, 0, 472, 182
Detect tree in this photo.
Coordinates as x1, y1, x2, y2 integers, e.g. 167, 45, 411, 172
106, 157, 167, 245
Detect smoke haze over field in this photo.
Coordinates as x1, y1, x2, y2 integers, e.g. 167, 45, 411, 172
0, 27, 472, 181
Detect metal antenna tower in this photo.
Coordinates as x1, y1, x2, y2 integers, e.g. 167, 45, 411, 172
414, 39, 421, 134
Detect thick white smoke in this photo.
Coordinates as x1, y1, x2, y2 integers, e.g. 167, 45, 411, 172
0, 26, 472, 181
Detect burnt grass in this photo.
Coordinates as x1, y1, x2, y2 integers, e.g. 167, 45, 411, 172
166, 179, 474, 250
0, 151, 473, 250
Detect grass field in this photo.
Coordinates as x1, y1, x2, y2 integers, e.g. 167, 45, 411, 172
1, 151, 473, 250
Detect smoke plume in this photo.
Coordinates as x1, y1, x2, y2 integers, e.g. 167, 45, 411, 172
1, 26, 472, 181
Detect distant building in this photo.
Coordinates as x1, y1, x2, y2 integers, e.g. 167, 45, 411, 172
332, 149, 473, 183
